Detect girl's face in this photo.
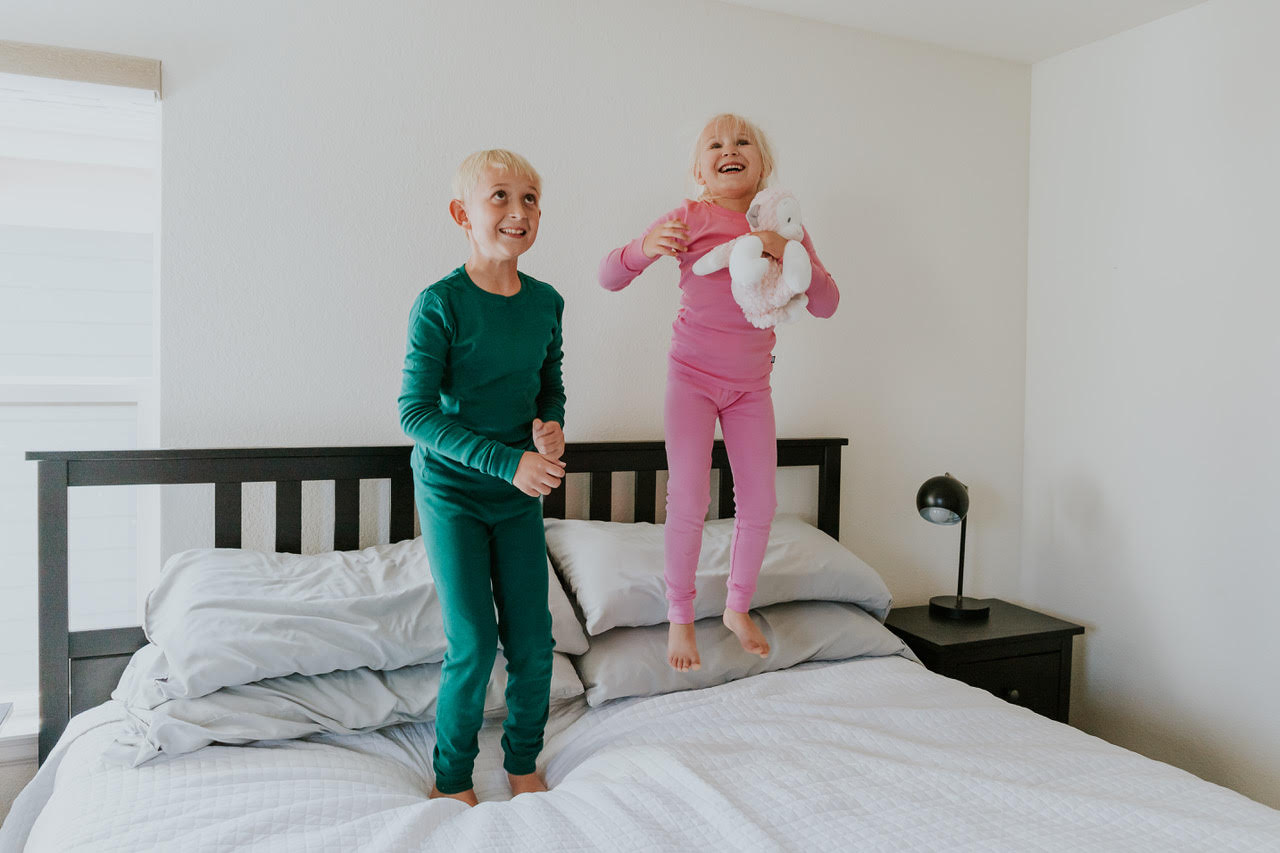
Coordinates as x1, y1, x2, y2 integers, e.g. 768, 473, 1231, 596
694, 121, 765, 202
453, 165, 541, 262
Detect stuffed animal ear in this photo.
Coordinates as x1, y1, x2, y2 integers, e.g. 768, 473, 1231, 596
746, 203, 761, 230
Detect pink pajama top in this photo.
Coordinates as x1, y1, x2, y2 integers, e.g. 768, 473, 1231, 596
599, 198, 839, 391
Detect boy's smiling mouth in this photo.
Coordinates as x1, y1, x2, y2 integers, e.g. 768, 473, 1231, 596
499, 226, 528, 237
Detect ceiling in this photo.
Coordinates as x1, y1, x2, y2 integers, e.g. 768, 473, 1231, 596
716, 0, 1209, 63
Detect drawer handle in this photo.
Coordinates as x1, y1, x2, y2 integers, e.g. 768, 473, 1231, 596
1006, 688, 1021, 702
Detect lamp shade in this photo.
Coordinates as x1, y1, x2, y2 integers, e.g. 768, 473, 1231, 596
916, 474, 969, 525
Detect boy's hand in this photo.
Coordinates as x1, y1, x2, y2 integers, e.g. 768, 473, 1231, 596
514, 451, 565, 497
642, 219, 689, 259
752, 230, 789, 260
532, 418, 565, 460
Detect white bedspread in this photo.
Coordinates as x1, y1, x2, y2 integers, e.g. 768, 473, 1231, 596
4, 657, 1278, 852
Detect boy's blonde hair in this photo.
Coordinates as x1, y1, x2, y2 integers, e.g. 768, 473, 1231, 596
690, 113, 776, 200
452, 149, 542, 202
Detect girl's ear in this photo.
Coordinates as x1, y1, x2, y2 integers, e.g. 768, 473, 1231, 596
449, 199, 470, 230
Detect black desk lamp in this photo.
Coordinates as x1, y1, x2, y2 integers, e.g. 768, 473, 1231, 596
917, 473, 989, 621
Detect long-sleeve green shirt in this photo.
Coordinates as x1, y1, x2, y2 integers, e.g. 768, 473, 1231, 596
399, 266, 565, 486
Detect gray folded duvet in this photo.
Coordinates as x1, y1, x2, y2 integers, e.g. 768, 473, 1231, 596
110, 643, 585, 765
143, 538, 588, 701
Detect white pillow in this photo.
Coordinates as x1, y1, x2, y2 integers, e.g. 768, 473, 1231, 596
145, 537, 589, 700
111, 643, 585, 765
544, 514, 893, 635
572, 600, 914, 706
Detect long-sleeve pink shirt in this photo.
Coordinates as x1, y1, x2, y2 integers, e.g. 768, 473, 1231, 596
599, 198, 839, 391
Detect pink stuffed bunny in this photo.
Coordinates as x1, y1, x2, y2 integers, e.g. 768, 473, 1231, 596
691, 187, 810, 329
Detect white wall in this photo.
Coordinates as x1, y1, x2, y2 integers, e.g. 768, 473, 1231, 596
1, 0, 1030, 599
1026, 0, 1279, 809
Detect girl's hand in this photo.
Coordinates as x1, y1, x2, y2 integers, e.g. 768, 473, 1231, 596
642, 219, 689, 259
514, 451, 566, 497
752, 230, 790, 260
532, 418, 564, 460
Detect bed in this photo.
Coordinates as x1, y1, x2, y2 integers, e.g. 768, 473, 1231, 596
2, 439, 1277, 852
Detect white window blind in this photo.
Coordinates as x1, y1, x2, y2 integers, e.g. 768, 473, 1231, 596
0, 68, 160, 741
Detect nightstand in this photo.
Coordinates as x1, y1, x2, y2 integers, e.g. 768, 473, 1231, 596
885, 599, 1084, 723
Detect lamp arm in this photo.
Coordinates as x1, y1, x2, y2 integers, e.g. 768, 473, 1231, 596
956, 515, 967, 600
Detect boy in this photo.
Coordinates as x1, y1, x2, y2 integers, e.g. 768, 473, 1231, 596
399, 149, 566, 806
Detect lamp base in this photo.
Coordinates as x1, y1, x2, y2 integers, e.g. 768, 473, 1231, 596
929, 595, 990, 621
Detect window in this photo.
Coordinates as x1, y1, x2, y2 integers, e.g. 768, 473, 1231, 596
0, 66, 160, 744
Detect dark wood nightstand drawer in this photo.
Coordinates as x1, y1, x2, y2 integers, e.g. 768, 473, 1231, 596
884, 599, 1084, 723
952, 652, 1061, 719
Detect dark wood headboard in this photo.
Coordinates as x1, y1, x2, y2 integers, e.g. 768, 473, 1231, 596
26, 437, 846, 763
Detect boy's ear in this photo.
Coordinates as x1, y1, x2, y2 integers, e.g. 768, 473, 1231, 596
448, 199, 470, 230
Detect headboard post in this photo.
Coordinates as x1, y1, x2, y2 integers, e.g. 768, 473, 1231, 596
36, 459, 70, 764
817, 442, 843, 540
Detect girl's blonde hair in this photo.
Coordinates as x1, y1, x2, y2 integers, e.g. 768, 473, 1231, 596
453, 149, 542, 201
690, 113, 776, 200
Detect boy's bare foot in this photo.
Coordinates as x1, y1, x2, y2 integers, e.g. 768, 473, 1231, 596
429, 786, 478, 806
508, 771, 548, 796
723, 608, 770, 658
667, 621, 701, 671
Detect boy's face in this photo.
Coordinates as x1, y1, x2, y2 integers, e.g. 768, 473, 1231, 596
452, 165, 540, 261
694, 121, 764, 201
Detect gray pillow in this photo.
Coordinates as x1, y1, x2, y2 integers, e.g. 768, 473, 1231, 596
545, 515, 893, 635
144, 538, 589, 700
110, 643, 585, 765
573, 600, 914, 706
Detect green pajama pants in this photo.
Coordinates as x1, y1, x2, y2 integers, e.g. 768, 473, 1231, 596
415, 475, 554, 795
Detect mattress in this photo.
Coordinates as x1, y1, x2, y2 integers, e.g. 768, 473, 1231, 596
4, 656, 1277, 852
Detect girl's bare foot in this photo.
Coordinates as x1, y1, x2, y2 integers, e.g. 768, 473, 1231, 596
723, 608, 770, 658
429, 786, 478, 806
667, 621, 701, 671
508, 771, 548, 796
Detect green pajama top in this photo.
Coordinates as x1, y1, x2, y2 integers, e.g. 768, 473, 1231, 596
398, 266, 565, 490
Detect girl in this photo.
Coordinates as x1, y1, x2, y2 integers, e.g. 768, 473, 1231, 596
599, 114, 839, 672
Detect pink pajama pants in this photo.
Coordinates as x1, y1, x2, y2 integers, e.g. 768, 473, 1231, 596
663, 367, 778, 624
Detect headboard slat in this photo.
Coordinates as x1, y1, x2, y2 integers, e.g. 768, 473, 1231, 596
389, 469, 416, 542
275, 480, 302, 553
334, 479, 360, 551
542, 480, 566, 519
214, 482, 242, 548
69, 627, 147, 658
718, 466, 735, 519
589, 471, 611, 521
634, 469, 657, 524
